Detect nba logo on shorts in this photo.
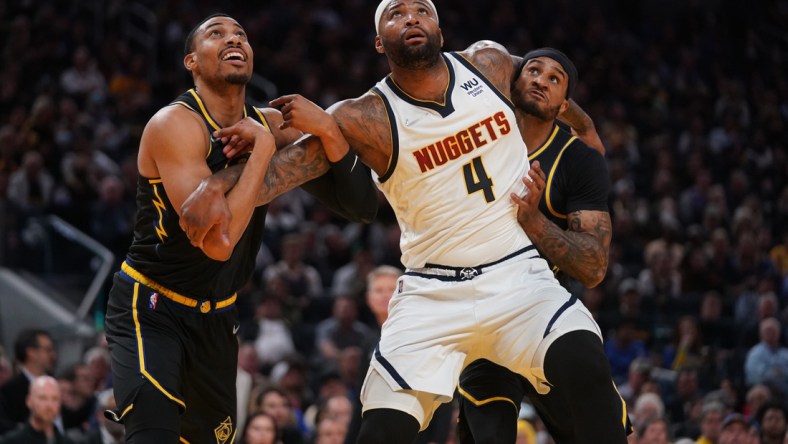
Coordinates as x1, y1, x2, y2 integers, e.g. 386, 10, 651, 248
149, 293, 158, 310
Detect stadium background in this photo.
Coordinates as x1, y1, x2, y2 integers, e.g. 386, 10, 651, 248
0, 0, 785, 442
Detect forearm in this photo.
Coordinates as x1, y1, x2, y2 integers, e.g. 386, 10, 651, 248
520, 213, 609, 287
211, 140, 274, 257
255, 135, 331, 205
301, 150, 378, 223
558, 100, 605, 155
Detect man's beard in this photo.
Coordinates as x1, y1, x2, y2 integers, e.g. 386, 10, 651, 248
517, 96, 561, 122
383, 32, 442, 70
225, 72, 250, 85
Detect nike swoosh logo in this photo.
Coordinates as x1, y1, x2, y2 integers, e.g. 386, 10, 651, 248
350, 155, 359, 172
210, 135, 220, 145
232, 323, 240, 335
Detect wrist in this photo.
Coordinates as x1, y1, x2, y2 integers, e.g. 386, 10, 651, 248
319, 125, 349, 162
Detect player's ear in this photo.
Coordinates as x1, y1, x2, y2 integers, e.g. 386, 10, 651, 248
374, 35, 385, 54
184, 53, 196, 72
439, 30, 444, 48
559, 99, 569, 115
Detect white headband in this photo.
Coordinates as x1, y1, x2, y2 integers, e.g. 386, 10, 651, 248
374, 0, 438, 34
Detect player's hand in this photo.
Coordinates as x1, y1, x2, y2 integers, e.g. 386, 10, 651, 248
180, 179, 231, 249
216, 117, 274, 158
510, 160, 546, 229
270, 94, 338, 136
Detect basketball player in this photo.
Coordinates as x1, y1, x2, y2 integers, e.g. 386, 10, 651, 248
456, 48, 631, 444
103, 14, 377, 443
182, 2, 628, 443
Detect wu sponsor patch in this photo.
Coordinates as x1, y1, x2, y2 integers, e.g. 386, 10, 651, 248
148, 293, 158, 310
214, 416, 233, 444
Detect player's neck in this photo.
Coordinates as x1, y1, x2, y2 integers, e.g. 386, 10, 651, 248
193, 83, 247, 127
389, 58, 448, 103
518, 112, 554, 154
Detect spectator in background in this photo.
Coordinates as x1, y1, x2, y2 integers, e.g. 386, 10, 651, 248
252, 296, 297, 371
632, 392, 665, 428
717, 413, 755, 444
0, 376, 75, 444
57, 363, 96, 434
0, 329, 57, 433
254, 387, 304, 444
634, 416, 670, 444
605, 320, 648, 383
89, 175, 135, 260
756, 401, 788, 444
745, 318, 788, 396
239, 412, 279, 444
59, 46, 106, 101
313, 296, 371, 366
82, 347, 111, 393
81, 389, 124, 444
7, 151, 54, 216
264, 233, 324, 302
694, 401, 725, 444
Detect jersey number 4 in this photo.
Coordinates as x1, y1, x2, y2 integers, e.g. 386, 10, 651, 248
463, 156, 495, 203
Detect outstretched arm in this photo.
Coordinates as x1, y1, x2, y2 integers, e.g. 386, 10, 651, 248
180, 95, 377, 245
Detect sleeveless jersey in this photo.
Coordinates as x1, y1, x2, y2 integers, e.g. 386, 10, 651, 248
527, 122, 610, 279
125, 89, 270, 300
372, 52, 533, 269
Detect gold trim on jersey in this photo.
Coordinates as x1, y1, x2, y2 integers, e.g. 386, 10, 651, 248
172, 101, 196, 112
188, 89, 221, 132
613, 380, 629, 430
251, 107, 271, 131
149, 180, 168, 242
544, 136, 577, 219
527, 125, 560, 160
180, 437, 191, 444
105, 403, 134, 422
132, 282, 187, 409
122, 262, 237, 312
457, 385, 519, 410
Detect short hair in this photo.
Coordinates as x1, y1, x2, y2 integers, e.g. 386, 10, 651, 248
13, 329, 50, 363
366, 265, 403, 287
184, 13, 232, 56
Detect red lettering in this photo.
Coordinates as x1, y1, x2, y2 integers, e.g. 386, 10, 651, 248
479, 117, 496, 142
494, 111, 511, 135
413, 147, 434, 173
468, 122, 487, 148
444, 135, 461, 160
428, 143, 449, 166
457, 130, 473, 154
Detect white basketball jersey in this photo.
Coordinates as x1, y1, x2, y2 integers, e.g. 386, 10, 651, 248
372, 52, 534, 269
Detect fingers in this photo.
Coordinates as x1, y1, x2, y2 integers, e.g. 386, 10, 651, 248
269, 94, 298, 108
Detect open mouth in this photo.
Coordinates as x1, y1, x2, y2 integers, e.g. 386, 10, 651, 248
220, 49, 247, 63
403, 28, 426, 42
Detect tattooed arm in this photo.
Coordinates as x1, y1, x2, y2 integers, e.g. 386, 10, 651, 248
512, 144, 612, 288
180, 95, 378, 246
521, 208, 612, 288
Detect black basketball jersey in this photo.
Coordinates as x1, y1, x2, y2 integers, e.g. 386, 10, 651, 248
528, 122, 610, 278
125, 89, 269, 300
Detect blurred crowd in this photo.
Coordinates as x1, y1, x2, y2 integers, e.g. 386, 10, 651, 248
0, 0, 786, 443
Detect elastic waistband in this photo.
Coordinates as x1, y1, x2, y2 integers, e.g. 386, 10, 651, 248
119, 261, 236, 313
406, 245, 540, 281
